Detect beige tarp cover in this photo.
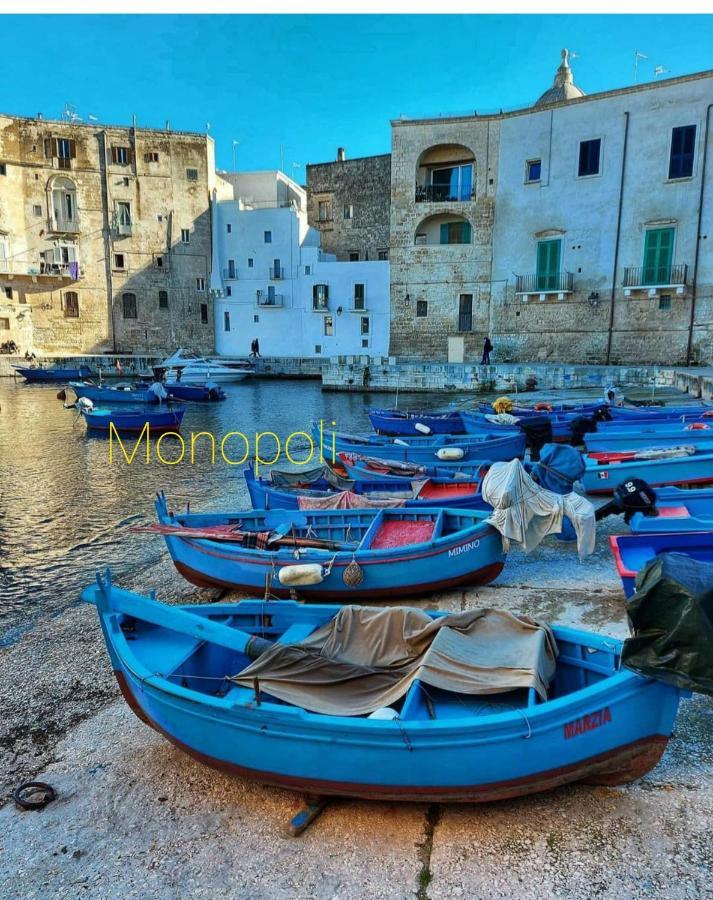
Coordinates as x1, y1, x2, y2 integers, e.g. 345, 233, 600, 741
482, 459, 596, 559
230, 606, 557, 716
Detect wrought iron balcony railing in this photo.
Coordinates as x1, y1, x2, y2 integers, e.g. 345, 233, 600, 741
515, 271, 574, 294
257, 294, 284, 308
622, 264, 688, 288
49, 215, 80, 234
415, 184, 475, 203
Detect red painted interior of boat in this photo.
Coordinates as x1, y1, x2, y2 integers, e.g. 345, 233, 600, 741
416, 481, 478, 499
370, 520, 435, 549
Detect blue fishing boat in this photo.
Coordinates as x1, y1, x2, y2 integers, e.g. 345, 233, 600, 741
316, 425, 526, 465
610, 532, 713, 597
148, 493, 505, 598
629, 486, 713, 534
336, 452, 488, 483
69, 381, 166, 404
582, 446, 713, 494
164, 382, 226, 402
14, 364, 94, 383
368, 408, 465, 436
81, 405, 186, 434
477, 400, 604, 417
244, 465, 488, 511
608, 404, 713, 420
85, 571, 685, 803
462, 410, 578, 442
585, 424, 713, 453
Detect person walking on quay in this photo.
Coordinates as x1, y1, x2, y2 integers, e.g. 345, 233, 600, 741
362, 364, 371, 389
481, 335, 493, 365
250, 338, 261, 358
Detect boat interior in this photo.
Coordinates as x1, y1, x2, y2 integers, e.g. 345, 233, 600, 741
117, 603, 622, 721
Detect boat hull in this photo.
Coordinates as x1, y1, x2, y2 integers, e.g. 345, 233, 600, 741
70, 382, 160, 404
582, 452, 713, 494
338, 454, 488, 483
83, 406, 186, 434
14, 365, 93, 383
368, 408, 465, 436
610, 531, 713, 596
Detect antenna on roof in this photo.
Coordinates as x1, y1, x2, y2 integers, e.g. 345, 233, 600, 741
654, 65, 670, 79
633, 50, 648, 83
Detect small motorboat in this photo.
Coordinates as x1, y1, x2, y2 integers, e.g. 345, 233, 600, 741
69, 381, 167, 405
157, 349, 250, 384
610, 531, 713, 597
336, 452, 488, 484
582, 445, 713, 494
316, 424, 526, 465
13, 364, 94, 383
368, 407, 465, 436
629, 486, 713, 534
85, 570, 686, 804
80, 405, 186, 434
244, 464, 488, 511
164, 381, 226, 402
144, 493, 506, 598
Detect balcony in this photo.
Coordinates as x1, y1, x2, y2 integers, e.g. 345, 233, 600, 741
515, 271, 574, 296
257, 294, 284, 308
0, 259, 81, 285
48, 215, 80, 235
622, 264, 688, 291
269, 266, 284, 280
415, 184, 475, 203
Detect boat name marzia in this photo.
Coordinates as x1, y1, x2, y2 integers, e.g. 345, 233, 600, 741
563, 706, 613, 739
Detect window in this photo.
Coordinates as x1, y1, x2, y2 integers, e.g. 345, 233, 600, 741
578, 139, 601, 177
226, 286, 232, 297
122, 292, 137, 318
254, 315, 259, 323
224, 310, 231, 332
429, 163, 474, 201
226, 223, 232, 234
0, 317, 9, 329
324, 315, 334, 336
458, 294, 473, 332
51, 176, 77, 228
56, 138, 74, 169
0, 163, 6, 176
360, 316, 369, 335
377, 248, 389, 261
343, 204, 353, 220
4, 288, 12, 300
112, 146, 131, 166
361, 339, 369, 348
416, 300, 428, 317
272, 258, 282, 279
304, 265, 312, 275
315, 344, 322, 354
145, 151, 159, 163
267, 286, 276, 303
669, 126, 696, 179
349, 251, 360, 262
318, 200, 331, 222
264, 231, 272, 244
200, 303, 208, 324
113, 253, 125, 270
536, 239, 562, 290
33, 204, 42, 217
248, 257, 254, 268
313, 284, 329, 310
63, 291, 79, 318
122, 177, 130, 187
158, 290, 169, 309
196, 277, 205, 291
181, 228, 190, 244
643, 227, 675, 286
354, 283, 365, 310
659, 294, 672, 311
116, 201, 132, 234
439, 221, 472, 245
155, 255, 165, 269
186, 168, 198, 182
227, 259, 236, 279
526, 159, 541, 183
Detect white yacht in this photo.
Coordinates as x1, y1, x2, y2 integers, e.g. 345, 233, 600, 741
157, 349, 254, 385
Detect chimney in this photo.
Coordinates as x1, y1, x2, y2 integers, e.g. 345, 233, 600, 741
337, 147, 346, 162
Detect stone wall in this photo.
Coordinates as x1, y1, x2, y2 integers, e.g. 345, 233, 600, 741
306, 154, 391, 262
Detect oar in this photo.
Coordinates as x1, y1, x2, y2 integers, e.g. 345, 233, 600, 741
82, 578, 272, 660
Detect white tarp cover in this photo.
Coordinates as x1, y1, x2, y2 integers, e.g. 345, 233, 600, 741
482, 459, 596, 559
231, 605, 558, 716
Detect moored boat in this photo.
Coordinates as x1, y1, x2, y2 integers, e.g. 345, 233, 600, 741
157, 349, 250, 384
610, 531, 713, 597
585, 423, 713, 453
368, 407, 465, 436
69, 380, 167, 405
81, 405, 186, 434
336, 452, 488, 483
84, 571, 686, 803
163, 381, 226, 402
148, 492, 506, 598
629, 486, 713, 534
14, 364, 94, 383
582, 446, 713, 494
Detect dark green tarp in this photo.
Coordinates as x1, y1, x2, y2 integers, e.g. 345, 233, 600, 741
622, 552, 713, 696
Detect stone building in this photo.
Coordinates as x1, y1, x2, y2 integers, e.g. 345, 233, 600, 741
306, 149, 391, 262
210, 171, 389, 358
0, 113, 217, 355
388, 52, 713, 365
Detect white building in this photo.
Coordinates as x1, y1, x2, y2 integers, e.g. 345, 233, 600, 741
210, 171, 389, 358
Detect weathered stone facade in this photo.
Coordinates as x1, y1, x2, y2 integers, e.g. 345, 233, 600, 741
0, 114, 217, 355
306, 152, 391, 262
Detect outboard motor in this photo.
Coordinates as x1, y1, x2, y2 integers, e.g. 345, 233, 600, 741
595, 478, 657, 523
517, 415, 553, 462
569, 415, 598, 447
592, 405, 613, 423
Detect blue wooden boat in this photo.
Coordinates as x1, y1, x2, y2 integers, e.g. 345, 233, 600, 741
316, 425, 526, 465
151, 493, 505, 598
477, 401, 604, 416
81, 405, 186, 434
70, 381, 164, 404
368, 407, 465, 436
629, 487, 713, 534
610, 532, 713, 597
164, 382, 226, 402
244, 465, 489, 511
84, 570, 685, 802
585, 423, 713, 453
336, 452, 488, 484
582, 447, 713, 495
608, 404, 713, 420
463, 410, 577, 442
14, 364, 94, 383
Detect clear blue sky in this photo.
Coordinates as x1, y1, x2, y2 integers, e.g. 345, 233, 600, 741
3, 15, 713, 176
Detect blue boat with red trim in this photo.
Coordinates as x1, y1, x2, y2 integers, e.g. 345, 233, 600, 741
610, 531, 713, 597
582, 446, 713, 494
148, 492, 505, 599
629, 486, 713, 534
335, 452, 489, 483
84, 570, 686, 804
